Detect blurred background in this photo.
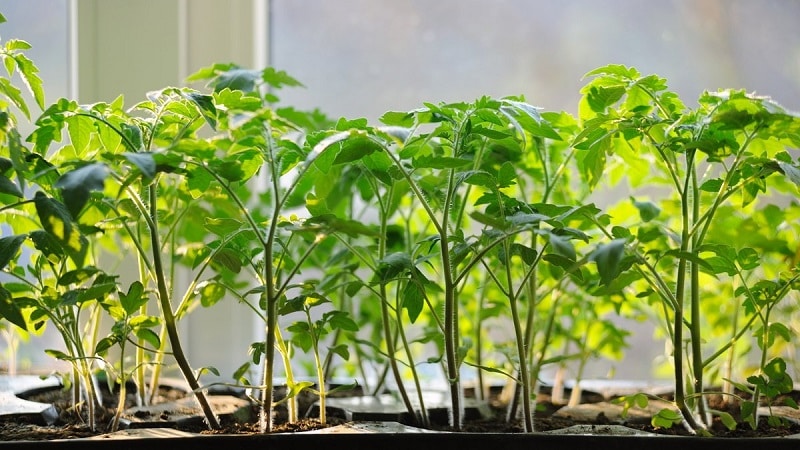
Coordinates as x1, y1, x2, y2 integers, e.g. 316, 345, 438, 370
1, 0, 798, 382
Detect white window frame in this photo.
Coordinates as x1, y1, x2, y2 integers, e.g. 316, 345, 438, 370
69, 0, 270, 380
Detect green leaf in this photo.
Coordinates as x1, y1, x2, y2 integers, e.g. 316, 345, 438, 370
376, 252, 413, 282
0, 285, 26, 330
412, 155, 472, 169
631, 197, 660, 222
2, 54, 15, 80
261, 67, 303, 89
590, 238, 627, 285
506, 212, 550, 226
333, 136, 379, 165
723, 378, 754, 395
33, 192, 87, 266
651, 408, 682, 429
777, 161, 800, 188
0, 77, 29, 119
212, 88, 262, 112
122, 152, 156, 180
574, 134, 608, 190
379, 111, 415, 127
460, 170, 496, 188
248, 342, 266, 364
204, 217, 243, 237
328, 344, 350, 362
503, 100, 542, 123
741, 400, 757, 429
497, 161, 517, 188
769, 322, 792, 343
287, 322, 313, 352
185, 62, 237, 82
4, 39, 31, 51
718, 412, 737, 431
662, 249, 714, 273
0, 235, 26, 271
284, 380, 315, 400
583, 64, 640, 80
700, 178, 723, 193
94, 336, 117, 354
401, 280, 425, 323
57, 267, 99, 285
585, 84, 627, 112
0, 173, 22, 198
13, 53, 45, 110
511, 243, 538, 265
120, 281, 146, 315
43, 349, 72, 361
120, 123, 143, 151
54, 163, 109, 218
181, 91, 217, 130
197, 281, 226, 307
305, 215, 380, 238
736, 247, 760, 271
546, 234, 576, 261
134, 328, 161, 350
64, 113, 92, 154
29, 229, 64, 260
470, 211, 508, 230
612, 393, 649, 418
210, 248, 242, 274
211, 68, 260, 93
78, 282, 116, 302
327, 311, 359, 332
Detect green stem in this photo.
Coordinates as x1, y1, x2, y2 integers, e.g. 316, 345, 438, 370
376, 191, 420, 425
688, 152, 707, 425
441, 167, 462, 429
109, 340, 127, 432
146, 181, 220, 430
673, 151, 700, 431
505, 252, 534, 432
273, 328, 298, 422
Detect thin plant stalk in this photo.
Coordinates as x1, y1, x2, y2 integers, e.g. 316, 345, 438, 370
146, 181, 221, 430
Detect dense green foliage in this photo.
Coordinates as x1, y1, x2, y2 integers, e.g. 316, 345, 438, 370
1, 14, 799, 435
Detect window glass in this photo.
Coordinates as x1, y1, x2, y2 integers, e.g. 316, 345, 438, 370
0, 0, 69, 373
271, 0, 800, 123
0, 0, 69, 128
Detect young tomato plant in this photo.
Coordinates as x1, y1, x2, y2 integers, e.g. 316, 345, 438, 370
0, 20, 115, 431
311, 96, 619, 432
281, 289, 358, 425
184, 64, 377, 432
579, 64, 800, 432
94, 280, 161, 431
26, 88, 226, 430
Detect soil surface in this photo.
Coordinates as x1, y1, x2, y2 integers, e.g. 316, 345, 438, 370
2, 381, 799, 441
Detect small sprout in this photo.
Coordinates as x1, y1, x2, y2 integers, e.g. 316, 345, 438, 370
651, 408, 683, 429
612, 393, 649, 419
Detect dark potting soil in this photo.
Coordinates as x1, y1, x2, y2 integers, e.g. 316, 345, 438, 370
2, 382, 799, 441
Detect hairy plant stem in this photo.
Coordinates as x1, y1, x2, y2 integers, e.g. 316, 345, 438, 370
370, 133, 459, 425
377, 198, 420, 425
146, 182, 220, 430
688, 155, 708, 425
259, 159, 281, 434
506, 259, 534, 432
441, 167, 462, 429
673, 150, 700, 432
493, 187, 534, 431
